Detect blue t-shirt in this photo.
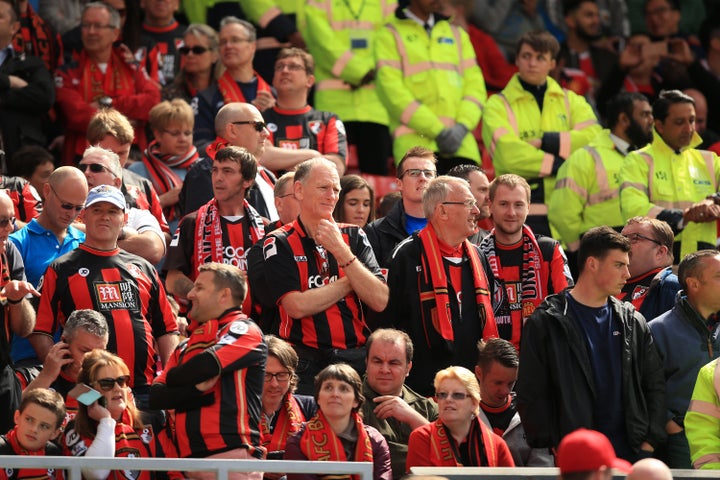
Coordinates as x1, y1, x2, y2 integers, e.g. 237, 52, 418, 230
405, 214, 427, 236
566, 292, 632, 459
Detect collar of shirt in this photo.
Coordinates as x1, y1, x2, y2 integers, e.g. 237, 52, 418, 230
0, 45, 15, 67
610, 132, 631, 155
403, 8, 435, 29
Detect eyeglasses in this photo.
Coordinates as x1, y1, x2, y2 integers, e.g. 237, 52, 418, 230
400, 169, 436, 179
436, 391, 470, 401
94, 375, 130, 391
232, 121, 267, 132
265, 371, 292, 382
274, 62, 305, 72
78, 163, 118, 177
80, 23, 117, 30
163, 129, 193, 137
0, 217, 15, 229
623, 232, 662, 246
178, 45, 209, 55
442, 199, 478, 209
49, 184, 84, 212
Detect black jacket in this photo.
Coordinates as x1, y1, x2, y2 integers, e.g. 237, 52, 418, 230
364, 200, 410, 268
0, 49, 54, 163
516, 292, 666, 452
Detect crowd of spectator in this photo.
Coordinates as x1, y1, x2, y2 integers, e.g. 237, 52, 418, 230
3, 0, 720, 478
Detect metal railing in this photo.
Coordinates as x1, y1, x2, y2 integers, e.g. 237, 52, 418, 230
410, 466, 719, 479
0, 457, 374, 480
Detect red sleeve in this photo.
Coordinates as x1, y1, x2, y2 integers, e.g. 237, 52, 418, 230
54, 67, 97, 134
18, 182, 40, 222
113, 66, 161, 122
491, 432, 516, 467
468, 25, 516, 91
405, 425, 432, 471
35, 265, 59, 335
320, 116, 341, 156
149, 270, 179, 337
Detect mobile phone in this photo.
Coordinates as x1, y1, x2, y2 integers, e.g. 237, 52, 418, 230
68, 383, 105, 406
642, 41, 668, 58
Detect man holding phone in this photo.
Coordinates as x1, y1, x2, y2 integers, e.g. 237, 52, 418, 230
25, 309, 109, 420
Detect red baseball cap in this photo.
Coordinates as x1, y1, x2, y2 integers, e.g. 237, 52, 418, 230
557, 429, 633, 474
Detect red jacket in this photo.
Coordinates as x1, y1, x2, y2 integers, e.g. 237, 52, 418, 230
54, 48, 160, 165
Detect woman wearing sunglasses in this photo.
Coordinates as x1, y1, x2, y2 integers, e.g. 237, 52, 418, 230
162, 24, 220, 104
284, 363, 392, 480
62, 350, 173, 480
405, 366, 514, 470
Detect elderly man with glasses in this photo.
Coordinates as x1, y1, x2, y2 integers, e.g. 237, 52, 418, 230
365, 146, 437, 269
617, 216, 679, 321
383, 175, 498, 396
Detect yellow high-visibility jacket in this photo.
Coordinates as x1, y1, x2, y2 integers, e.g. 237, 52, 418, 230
685, 358, 720, 469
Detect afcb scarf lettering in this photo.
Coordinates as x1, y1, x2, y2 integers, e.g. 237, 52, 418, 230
141, 141, 199, 221
260, 393, 305, 452
193, 198, 265, 277
417, 224, 497, 349
480, 225, 545, 322
427, 417, 497, 466
299, 410, 373, 480
217, 69, 272, 104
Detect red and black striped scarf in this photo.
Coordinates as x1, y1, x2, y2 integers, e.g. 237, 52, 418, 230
417, 223, 497, 346
80, 49, 136, 102
141, 140, 199, 221
426, 417, 499, 466
299, 410, 373, 480
260, 392, 306, 452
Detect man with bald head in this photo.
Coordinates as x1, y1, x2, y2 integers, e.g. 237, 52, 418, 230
260, 157, 388, 393
9, 167, 87, 365
0, 190, 41, 432
627, 458, 673, 480
180, 102, 280, 220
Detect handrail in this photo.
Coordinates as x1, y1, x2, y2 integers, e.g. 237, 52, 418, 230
0, 457, 374, 480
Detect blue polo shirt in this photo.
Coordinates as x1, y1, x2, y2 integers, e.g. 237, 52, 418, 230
9, 219, 85, 362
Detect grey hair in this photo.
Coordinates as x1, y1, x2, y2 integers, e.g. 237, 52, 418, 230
64, 309, 109, 343
82, 146, 122, 178
219, 16, 257, 42
423, 175, 469, 218
83, 2, 121, 28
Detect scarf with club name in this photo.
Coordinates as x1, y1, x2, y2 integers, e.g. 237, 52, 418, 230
299, 410, 373, 480
417, 224, 497, 351
426, 417, 499, 466
141, 140, 199, 221
260, 392, 306, 452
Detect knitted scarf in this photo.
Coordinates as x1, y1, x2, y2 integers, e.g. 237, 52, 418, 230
80, 49, 136, 102
480, 225, 545, 322
417, 224, 497, 350
5, 426, 47, 456
217, 69, 272, 104
426, 417, 498, 466
260, 392, 306, 452
141, 140, 199, 221
299, 410, 373, 480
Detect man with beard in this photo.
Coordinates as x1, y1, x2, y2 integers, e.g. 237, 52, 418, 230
620, 89, 720, 261
479, 174, 573, 352
558, 0, 617, 95
549, 92, 653, 275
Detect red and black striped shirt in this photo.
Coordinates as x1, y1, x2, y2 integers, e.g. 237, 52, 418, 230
262, 218, 383, 350
34, 245, 178, 390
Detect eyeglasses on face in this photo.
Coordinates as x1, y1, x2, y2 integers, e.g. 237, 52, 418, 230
264, 371, 292, 382
274, 62, 305, 72
232, 121, 267, 132
436, 391, 470, 401
78, 163, 117, 177
623, 232, 662, 246
178, 45, 209, 55
0, 216, 15, 229
49, 184, 84, 212
400, 169, 436, 179
442, 199, 478, 209
94, 375, 130, 391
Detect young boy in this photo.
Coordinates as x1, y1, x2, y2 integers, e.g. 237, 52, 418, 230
0, 389, 66, 480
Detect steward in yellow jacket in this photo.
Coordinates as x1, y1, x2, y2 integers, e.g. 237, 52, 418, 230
685, 358, 720, 469
549, 92, 654, 252
374, 0, 486, 172
482, 31, 600, 237
620, 90, 720, 261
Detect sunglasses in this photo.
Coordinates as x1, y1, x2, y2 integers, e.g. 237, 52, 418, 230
436, 391, 470, 401
94, 375, 130, 391
179, 45, 209, 55
49, 184, 84, 212
232, 121, 267, 132
0, 217, 15, 229
78, 163, 117, 177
